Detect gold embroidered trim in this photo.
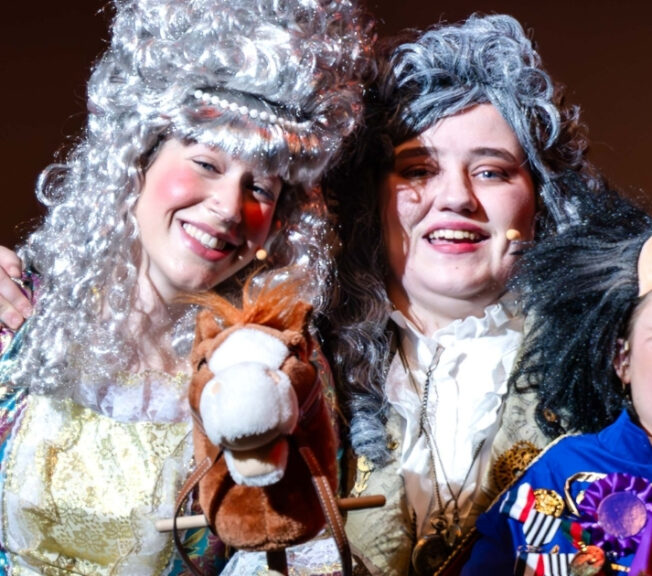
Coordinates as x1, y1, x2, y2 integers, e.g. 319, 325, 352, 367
351, 455, 374, 497
115, 369, 188, 390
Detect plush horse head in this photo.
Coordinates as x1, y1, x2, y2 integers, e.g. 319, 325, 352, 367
187, 280, 338, 551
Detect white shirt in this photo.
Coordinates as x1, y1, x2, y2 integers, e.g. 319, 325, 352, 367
385, 295, 523, 539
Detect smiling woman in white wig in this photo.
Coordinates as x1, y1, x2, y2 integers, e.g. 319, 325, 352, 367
0, 0, 374, 573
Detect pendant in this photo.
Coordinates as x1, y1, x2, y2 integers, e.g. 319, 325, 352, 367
445, 522, 462, 548
412, 532, 451, 576
569, 545, 605, 576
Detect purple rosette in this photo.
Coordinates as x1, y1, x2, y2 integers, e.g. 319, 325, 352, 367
577, 472, 652, 556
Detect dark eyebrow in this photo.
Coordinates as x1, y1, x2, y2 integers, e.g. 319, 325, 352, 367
393, 146, 435, 162
394, 146, 523, 164
469, 147, 522, 163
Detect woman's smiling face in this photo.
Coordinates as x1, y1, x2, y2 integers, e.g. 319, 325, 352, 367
380, 103, 536, 331
135, 138, 282, 302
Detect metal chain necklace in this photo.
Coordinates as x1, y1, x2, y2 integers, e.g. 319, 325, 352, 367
396, 342, 485, 576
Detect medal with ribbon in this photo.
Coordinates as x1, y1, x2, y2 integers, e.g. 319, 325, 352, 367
501, 482, 565, 548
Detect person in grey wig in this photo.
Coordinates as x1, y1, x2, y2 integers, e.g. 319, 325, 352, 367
325, 13, 602, 576
0, 0, 373, 573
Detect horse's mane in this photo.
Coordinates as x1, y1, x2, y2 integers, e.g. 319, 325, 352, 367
188, 278, 311, 333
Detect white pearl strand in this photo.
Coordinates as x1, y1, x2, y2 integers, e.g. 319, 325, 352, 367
193, 89, 310, 132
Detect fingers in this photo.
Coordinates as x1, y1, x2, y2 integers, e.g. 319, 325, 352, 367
0, 246, 23, 279
0, 247, 32, 331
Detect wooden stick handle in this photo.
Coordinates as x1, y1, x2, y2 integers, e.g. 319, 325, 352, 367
155, 515, 210, 532
338, 495, 386, 511
155, 494, 385, 532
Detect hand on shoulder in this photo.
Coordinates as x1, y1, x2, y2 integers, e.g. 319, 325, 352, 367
0, 246, 32, 331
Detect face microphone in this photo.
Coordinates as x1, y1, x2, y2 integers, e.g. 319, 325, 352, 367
505, 229, 522, 242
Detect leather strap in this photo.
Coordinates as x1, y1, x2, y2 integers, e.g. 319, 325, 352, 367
173, 449, 223, 576
297, 369, 324, 424
173, 441, 354, 576
296, 439, 352, 576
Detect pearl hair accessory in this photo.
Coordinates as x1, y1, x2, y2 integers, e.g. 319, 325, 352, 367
193, 90, 311, 133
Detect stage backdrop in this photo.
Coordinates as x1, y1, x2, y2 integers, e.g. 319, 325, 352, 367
2, 1, 651, 247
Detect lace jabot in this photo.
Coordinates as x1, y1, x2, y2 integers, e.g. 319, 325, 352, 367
386, 294, 525, 539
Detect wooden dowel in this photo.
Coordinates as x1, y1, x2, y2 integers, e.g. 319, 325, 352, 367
155, 494, 386, 533
155, 515, 210, 532
338, 495, 386, 511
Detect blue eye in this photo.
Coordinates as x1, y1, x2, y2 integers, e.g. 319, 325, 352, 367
476, 168, 509, 180
193, 160, 217, 172
249, 184, 276, 203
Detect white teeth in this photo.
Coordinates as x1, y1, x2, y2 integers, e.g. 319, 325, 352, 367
182, 223, 226, 250
428, 229, 482, 242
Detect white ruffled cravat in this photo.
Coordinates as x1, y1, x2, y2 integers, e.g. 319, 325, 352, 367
386, 295, 524, 539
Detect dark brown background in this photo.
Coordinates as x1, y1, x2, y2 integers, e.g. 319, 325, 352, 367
2, 1, 651, 247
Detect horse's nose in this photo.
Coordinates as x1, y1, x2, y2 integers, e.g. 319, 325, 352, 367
199, 361, 299, 448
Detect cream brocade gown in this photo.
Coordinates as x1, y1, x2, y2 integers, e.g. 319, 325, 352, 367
0, 388, 194, 575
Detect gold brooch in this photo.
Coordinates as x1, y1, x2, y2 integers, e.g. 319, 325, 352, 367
533, 488, 565, 517
492, 441, 541, 491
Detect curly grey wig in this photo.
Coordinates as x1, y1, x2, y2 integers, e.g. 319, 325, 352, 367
326, 13, 600, 464
9, 0, 374, 402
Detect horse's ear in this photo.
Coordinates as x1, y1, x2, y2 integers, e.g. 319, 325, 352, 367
294, 301, 313, 332
195, 308, 222, 341
284, 301, 314, 357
